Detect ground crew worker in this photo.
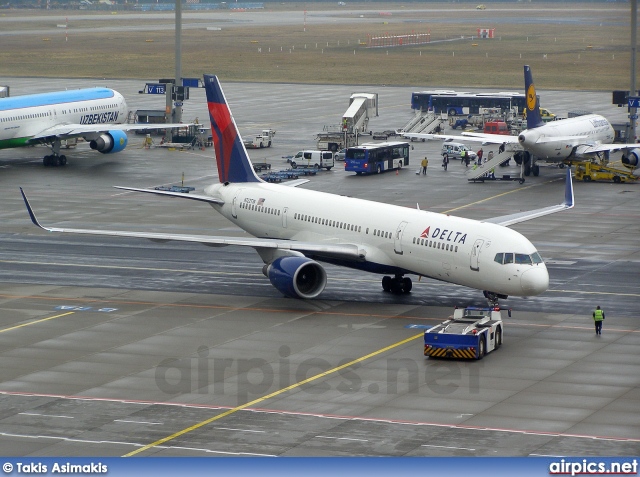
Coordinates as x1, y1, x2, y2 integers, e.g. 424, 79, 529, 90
442, 154, 449, 171
477, 148, 483, 165
592, 305, 605, 335
421, 157, 428, 175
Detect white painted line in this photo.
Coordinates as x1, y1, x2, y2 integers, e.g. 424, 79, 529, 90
114, 419, 163, 425
421, 444, 476, 451
214, 427, 265, 433
19, 412, 74, 419
316, 435, 369, 442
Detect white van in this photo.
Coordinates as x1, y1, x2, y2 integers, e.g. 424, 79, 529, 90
290, 150, 334, 170
441, 142, 478, 161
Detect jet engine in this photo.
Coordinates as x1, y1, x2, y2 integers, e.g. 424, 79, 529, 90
621, 148, 640, 170
89, 130, 128, 154
265, 256, 327, 299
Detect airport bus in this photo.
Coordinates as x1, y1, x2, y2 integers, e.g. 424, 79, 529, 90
411, 91, 536, 116
344, 141, 410, 174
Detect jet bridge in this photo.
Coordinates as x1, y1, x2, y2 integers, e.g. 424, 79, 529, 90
317, 92, 378, 151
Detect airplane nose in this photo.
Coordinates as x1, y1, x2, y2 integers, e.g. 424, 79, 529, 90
520, 266, 549, 295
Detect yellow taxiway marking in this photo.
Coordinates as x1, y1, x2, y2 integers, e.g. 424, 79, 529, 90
123, 331, 424, 457
0, 312, 75, 333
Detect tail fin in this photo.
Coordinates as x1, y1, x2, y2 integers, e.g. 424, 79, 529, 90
203, 75, 261, 183
524, 65, 545, 130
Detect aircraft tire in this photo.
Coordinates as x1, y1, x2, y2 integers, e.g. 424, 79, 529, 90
613, 176, 621, 184
519, 178, 525, 184
59, 155, 67, 166
382, 276, 392, 292
583, 176, 592, 182
290, 162, 297, 169
402, 277, 412, 293
532, 165, 540, 176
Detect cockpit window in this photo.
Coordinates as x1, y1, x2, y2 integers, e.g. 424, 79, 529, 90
515, 253, 532, 265
495, 252, 543, 265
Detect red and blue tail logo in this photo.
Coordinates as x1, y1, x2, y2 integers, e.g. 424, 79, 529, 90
204, 75, 260, 183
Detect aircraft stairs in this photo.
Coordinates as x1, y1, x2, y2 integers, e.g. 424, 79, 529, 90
399, 110, 444, 135
467, 149, 520, 181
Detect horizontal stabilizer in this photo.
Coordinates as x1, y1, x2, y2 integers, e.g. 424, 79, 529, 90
113, 186, 224, 205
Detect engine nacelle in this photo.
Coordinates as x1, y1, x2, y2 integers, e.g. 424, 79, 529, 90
266, 256, 327, 299
621, 148, 640, 170
89, 130, 128, 154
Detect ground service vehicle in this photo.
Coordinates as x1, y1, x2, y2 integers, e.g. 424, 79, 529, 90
441, 142, 478, 161
243, 129, 275, 149
424, 307, 505, 360
290, 150, 334, 170
574, 160, 638, 183
344, 141, 410, 174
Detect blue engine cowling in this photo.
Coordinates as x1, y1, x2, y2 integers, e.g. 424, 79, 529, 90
621, 148, 640, 169
266, 256, 327, 299
89, 130, 128, 154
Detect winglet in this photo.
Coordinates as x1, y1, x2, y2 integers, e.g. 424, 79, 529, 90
203, 75, 261, 184
524, 65, 545, 129
20, 188, 46, 230
563, 166, 574, 209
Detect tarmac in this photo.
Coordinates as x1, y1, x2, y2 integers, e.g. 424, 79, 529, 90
0, 78, 638, 457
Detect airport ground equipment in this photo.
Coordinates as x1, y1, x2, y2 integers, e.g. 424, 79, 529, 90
400, 110, 444, 137
573, 160, 638, 183
243, 129, 275, 149
467, 149, 523, 183
317, 92, 377, 151
424, 307, 506, 360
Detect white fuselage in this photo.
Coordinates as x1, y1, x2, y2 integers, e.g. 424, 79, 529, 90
204, 180, 549, 297
519, 114, 614, 161
0, 88, 127, 147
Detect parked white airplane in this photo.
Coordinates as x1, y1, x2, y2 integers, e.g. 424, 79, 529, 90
405, 65, 640, 177
0, 86, 185, 167
21, 75, 576, 303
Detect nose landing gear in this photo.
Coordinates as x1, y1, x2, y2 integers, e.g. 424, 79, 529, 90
483, 290, 508, 307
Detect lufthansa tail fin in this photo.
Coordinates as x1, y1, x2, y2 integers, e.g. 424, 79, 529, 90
203, 75, 261, 184
524, 65, 545, 130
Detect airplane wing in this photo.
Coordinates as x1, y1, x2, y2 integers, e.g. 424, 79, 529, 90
403, 132, 520, 145
574, 142, 640, 155
28, 123, 191, 143
20, 188, 363, 262
484, 167, 574, 227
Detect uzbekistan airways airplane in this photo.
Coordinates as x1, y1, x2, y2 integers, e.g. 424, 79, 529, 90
0, 86, 185, 167
21, 75, 576, 303
405, 65, 640, 177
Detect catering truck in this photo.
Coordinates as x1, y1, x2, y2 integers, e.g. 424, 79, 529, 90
423, 307, 506, 359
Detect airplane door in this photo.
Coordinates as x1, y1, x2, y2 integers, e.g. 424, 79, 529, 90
394, 221, 408, 255
470, 239, 484, 271
231, 189, 243, 219
282, 207, 288, 228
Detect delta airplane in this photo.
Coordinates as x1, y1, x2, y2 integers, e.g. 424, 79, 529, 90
405, 65, 640, 177
21, 75, 576, 303
0, 86, 186, 167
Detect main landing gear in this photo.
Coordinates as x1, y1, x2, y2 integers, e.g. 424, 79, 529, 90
382, 274, 412, 294
42, 139, 67, 167
483, 290, 508, 307
43, 154, 67, 167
